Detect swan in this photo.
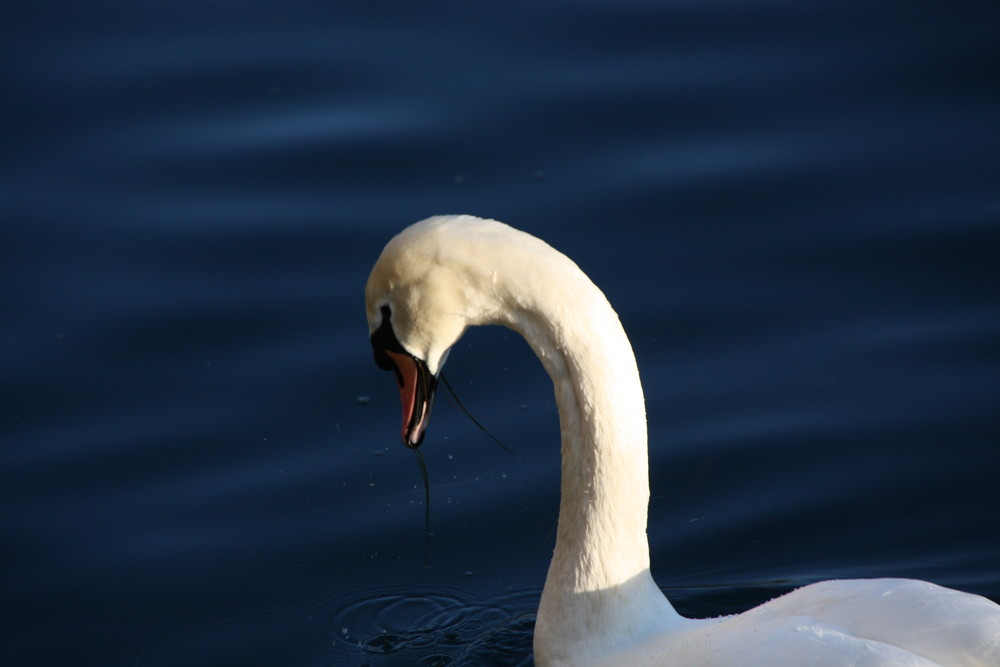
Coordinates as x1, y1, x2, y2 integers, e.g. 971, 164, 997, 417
364, 214, 1000, 666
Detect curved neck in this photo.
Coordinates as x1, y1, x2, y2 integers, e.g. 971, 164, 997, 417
513, 289, 651, 589
488, 255, 681, 661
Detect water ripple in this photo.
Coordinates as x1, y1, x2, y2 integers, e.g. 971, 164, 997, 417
315, 581, 537, 665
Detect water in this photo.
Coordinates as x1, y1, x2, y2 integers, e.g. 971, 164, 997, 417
3, 1, 999, 665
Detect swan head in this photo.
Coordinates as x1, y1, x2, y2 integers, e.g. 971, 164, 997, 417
365, 215, 510, 447
367, 300, 441, 448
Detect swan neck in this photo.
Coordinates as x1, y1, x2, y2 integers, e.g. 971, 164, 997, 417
505, 272, 652, 590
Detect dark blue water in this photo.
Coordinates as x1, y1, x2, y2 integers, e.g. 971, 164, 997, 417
3, 1, 999, 665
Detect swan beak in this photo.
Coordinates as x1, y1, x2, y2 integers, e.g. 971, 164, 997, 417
381, 350, 438, 448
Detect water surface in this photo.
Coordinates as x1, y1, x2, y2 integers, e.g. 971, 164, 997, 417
3, 1, 999, 665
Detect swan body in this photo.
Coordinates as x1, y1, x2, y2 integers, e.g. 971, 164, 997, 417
365, 215, 1000, 666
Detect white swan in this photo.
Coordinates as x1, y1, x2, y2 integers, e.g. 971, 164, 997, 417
364, 214, 1000, 666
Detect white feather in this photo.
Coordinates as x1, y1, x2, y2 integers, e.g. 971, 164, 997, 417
365, 214, 1000, 666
